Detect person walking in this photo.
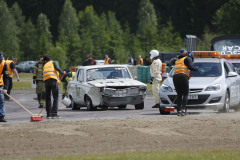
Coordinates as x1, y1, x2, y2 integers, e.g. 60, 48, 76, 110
0, 52, 10, 122
149, 50, 162, 108
33, 55, 45, 108
4, 59, 19, 101
137, 55, 143, 66
173, 49, 198, 116
104, 55, 112, 64
43, 54, 65, 119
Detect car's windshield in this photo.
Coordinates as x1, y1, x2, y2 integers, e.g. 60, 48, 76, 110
87, 67, 131, 81
169, 62, 222, 77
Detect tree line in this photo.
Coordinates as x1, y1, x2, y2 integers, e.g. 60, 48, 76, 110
0, 0, 239, 68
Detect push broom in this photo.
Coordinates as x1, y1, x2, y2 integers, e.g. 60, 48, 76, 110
1, 89, 43, 122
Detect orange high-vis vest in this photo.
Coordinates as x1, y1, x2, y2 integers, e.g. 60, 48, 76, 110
173, 57, 190, 78
5, 60, 13, 78
104, 58, 110, 64
43, 60, 60, 84
138, 58, 143, 65
0, 60, 4, 85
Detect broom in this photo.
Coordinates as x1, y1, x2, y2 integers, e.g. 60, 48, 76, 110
1, 89, 43, 122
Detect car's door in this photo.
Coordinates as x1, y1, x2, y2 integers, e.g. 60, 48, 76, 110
224, 61, 239, 106
74, 69, 85, 105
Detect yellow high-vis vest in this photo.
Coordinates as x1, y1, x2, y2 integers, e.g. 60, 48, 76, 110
5, 60, 13, 78
104, 58, 110, 64
43, 61, 60, 84
173, 57, 190, 78
0, 60, 5, 85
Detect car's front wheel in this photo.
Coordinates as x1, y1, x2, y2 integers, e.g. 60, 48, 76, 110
223, 91, 230, 113
135, 102, 144, 110
85, 96, 95, 111
70, 97, 79, 110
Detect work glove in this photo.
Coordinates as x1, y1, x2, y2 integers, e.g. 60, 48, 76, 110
33, 79, 36, 84
150, 77, 154, 85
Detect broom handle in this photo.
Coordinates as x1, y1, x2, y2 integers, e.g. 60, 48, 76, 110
38, 104, 45, 115
1, 89, 34, 116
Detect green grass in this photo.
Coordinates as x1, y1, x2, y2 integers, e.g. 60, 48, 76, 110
12, 73, 63, 91
29, 150, 240, 160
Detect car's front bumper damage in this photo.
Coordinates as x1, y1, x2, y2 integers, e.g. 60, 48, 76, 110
101, 86, 147, 106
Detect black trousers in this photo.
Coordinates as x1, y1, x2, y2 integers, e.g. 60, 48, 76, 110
173, 74, 189, 112
7, 77, 12, 95
45, 79, 59, 116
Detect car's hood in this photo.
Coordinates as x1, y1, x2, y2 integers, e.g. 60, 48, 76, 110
163, 76, 222, 89
87, 79, 147, 87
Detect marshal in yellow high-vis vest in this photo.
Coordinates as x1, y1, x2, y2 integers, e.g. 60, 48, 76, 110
43, 60, 60, 85
173, 57, 190, 78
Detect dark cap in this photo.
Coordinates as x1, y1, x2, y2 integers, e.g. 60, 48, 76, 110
0, 52, 4, 60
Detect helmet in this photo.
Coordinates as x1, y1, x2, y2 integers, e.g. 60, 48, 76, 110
62, 97, 71, 107
150, 50, 159, 59
186, 51, 195, 62
179, 48, 186, 56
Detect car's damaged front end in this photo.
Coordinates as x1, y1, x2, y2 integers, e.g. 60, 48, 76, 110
101, 85, 147, 106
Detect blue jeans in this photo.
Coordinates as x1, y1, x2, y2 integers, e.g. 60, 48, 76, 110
0, 86, 5, 117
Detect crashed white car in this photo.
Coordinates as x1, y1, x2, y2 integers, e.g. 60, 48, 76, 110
67, 65, 147, 110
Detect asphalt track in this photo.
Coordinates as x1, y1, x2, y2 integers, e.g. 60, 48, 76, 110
4, 92, 219, 124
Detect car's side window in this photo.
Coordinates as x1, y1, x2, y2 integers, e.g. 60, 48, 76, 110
224, 62, 230, 77
77, 69, 84, 82
227, 62, 236, 72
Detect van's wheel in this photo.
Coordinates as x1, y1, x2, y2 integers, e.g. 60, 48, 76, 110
70, 97, 79, 110
85, 96, 94, 111
223, 91, 230, 113
135, 102, 144, 110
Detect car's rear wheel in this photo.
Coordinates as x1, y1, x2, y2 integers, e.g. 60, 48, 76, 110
70, 97, 79, 110
118, 105, 127, 109
223, 91, 230, 113
135, 102, 144, 110
85, 96, 95, 111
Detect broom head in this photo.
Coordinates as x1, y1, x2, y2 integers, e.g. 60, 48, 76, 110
30, 114, 43, 122
164, 107, 175, 112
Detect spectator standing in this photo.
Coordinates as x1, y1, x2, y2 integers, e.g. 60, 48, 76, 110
137, 55, 143, 66
43, 54, 65, 119
0, 52, 10, 122
104, 55, 112, 64
4, 58, 19, 101
128, 55, 134, 65
83, 53, 96, 66
33, 55, 45, 108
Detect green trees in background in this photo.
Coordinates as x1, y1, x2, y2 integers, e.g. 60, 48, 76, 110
0, 0, 236, 67
137, 0, 158, 53
58, 0, 80, 67
212, 0, 240, 34
0, 0, 19, 59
